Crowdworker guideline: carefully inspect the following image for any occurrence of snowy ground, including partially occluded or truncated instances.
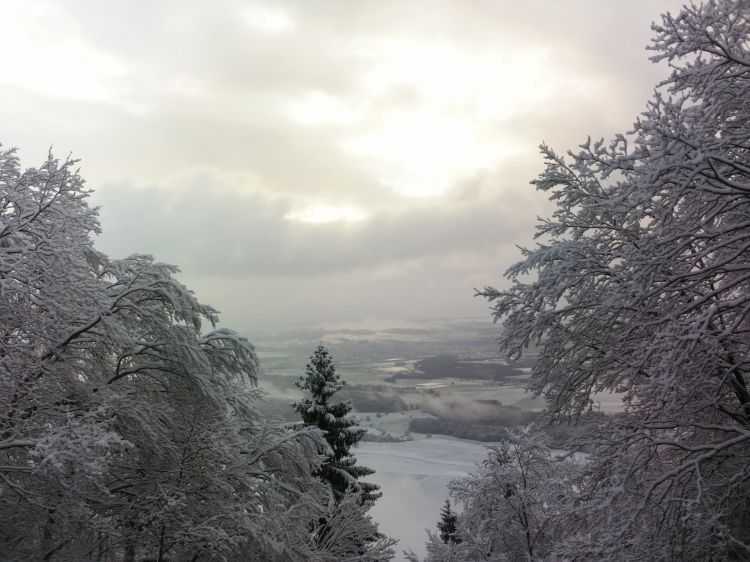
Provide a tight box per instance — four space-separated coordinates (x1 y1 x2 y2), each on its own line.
355 434 491 561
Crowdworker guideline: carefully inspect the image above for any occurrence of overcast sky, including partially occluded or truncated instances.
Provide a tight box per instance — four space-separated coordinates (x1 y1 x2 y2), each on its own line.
0 0 685 331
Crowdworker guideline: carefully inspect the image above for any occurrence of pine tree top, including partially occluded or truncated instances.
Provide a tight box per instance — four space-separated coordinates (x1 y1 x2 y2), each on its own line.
437 499 460 545
295 344 345 404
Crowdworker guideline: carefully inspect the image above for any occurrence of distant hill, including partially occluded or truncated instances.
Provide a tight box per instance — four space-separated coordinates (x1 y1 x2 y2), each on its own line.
387 354 525 382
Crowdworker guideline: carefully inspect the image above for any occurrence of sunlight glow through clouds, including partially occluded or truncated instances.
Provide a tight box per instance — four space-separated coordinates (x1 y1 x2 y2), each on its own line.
285 204 368 225
358 40 554 113
241 4 295 34
349 41 556 198
344 109 518 198
286 39 556 198
288 91 360 126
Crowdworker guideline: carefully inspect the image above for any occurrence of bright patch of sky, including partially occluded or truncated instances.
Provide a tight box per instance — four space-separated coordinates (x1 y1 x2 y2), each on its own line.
287 91 361 126
287 40 553 198
286 204 368 224
343 108 518 198
241 4 296 34
0 3 127 105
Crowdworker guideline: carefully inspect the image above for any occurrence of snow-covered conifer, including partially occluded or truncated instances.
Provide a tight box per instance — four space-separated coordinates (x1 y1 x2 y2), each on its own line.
437 499 460 545
294 344 381 503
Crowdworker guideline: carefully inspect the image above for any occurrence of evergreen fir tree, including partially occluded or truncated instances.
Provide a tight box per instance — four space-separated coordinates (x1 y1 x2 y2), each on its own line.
437 499 461 545
294 345 381 503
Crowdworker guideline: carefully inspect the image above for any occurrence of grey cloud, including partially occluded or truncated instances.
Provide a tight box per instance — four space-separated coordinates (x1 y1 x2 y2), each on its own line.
93 168 541 279
63 0 366 96
185 260 503 331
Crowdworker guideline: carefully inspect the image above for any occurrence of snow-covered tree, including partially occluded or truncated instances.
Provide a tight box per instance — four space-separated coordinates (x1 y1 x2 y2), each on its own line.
410 433 579 562
294 345 380 503
452 435 579 561
478 1 750 559
309 488 397 562
437 499 460 545
293 345 395 561
0 146 381 561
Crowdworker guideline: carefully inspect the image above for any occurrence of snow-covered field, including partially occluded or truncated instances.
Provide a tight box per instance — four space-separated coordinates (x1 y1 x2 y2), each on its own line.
356 434 491 561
